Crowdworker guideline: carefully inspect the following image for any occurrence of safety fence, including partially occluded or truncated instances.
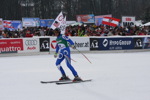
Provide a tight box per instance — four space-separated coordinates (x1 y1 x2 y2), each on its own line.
0 36 150 55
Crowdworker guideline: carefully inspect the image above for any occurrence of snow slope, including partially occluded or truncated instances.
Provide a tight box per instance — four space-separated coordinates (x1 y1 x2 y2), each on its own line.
0 52 150 100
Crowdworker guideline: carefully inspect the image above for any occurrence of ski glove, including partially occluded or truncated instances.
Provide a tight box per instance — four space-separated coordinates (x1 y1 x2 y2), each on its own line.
71 45 76 49
54 53 58 58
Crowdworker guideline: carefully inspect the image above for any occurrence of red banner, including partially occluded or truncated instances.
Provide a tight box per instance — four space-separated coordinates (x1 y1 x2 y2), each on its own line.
0 39 23 53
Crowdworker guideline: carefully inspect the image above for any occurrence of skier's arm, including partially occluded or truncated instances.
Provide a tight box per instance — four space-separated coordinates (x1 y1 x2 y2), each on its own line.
67 38 76 49
54 44 59 58
55 44 59 53
62 35 76 49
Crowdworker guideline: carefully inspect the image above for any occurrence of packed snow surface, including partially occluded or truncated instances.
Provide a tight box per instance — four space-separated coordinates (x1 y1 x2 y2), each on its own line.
0 52 150 100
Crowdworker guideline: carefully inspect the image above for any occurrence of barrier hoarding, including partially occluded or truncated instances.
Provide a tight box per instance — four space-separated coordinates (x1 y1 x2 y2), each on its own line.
1 36 150 55
18 38 39 53
72 37 89 51
99 38 133 50
40 38 50 52
89 37 135 50
133 38 143 49
90 38 100 50
0 39 23 53
50 37 57 52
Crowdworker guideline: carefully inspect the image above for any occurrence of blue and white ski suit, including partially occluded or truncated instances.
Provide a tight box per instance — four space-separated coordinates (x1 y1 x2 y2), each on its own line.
55 34 78 77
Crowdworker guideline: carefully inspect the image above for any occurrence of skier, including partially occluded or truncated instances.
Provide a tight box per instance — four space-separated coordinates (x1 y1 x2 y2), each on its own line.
54 28 82 82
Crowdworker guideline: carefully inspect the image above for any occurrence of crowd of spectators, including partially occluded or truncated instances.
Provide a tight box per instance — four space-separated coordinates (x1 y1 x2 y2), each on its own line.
0 24 150 38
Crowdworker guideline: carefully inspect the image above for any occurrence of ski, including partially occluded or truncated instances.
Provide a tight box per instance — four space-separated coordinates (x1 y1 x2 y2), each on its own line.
56 79 92 85
41 80 71 84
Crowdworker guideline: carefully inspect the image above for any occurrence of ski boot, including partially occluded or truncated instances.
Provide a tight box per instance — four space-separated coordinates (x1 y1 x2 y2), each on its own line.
59 75 71 81
73 76 82 82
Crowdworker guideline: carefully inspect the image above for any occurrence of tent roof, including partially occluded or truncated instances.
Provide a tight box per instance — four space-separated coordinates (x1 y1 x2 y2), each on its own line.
144 22 150 26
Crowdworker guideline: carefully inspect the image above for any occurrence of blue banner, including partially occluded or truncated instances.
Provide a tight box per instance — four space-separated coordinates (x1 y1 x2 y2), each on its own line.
22 18 40 27
11 20 22 30
99 38 134 50
40 19 54 27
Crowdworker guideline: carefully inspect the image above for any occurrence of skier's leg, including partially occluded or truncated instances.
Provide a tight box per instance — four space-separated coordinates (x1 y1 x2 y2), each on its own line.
64 50 78 77
65 54 82 81
55 53 66 76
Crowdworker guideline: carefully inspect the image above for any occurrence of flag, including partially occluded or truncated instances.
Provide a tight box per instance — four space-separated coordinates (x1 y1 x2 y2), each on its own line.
53 21 60 28
51 11 67 34
3 20 15 31
51 11 64 29
61 16 66 34
102 17 120 27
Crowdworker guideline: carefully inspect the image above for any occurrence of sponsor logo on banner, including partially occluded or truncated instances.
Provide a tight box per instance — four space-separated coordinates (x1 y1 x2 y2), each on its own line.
99 38 133 50
134 38 143 49
103 39 108 47
25 39 38 50
25 39 37 46
74 41 89 48
51 40 57 49
40 38 50 52
90 38 100 50
0 39 23 53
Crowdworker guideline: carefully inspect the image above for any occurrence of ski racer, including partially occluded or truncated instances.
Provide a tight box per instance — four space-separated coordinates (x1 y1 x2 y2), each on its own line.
54 28 82 82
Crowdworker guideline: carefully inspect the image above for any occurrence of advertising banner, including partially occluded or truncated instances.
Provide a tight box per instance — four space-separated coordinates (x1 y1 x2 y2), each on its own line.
122 16 135 27
40 38 50 52
0 39 23 53
133 38 143 49
19 38 39 53
76 14 95 23
50 37 90 52
40 19 54 27
90 38 100 50
143 37 150 49
50 37 57 52
71 37 89 51
11 20 22 30
22 18 40 27
99 38 133 50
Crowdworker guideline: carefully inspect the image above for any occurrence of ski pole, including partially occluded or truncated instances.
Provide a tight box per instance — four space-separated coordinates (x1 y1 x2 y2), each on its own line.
64 55 77 62
75 48 92 64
